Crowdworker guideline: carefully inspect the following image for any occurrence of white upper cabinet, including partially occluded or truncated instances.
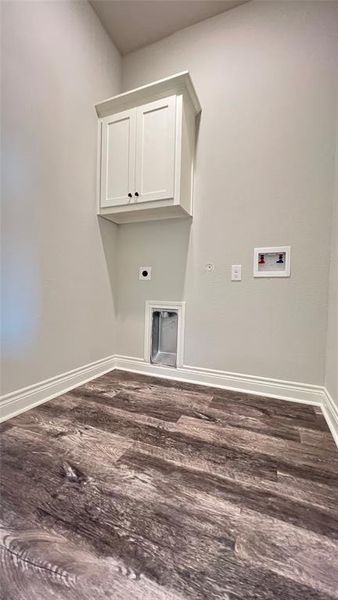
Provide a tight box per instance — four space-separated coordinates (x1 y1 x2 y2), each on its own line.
95 72 201 224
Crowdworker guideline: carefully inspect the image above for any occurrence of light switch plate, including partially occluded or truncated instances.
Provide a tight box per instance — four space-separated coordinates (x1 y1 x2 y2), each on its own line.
231 265 242 281
139 266 152 280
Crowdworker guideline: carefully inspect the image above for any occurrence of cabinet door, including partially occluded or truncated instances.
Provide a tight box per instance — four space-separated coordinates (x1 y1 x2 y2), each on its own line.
135 96 176 203
100 109 136 207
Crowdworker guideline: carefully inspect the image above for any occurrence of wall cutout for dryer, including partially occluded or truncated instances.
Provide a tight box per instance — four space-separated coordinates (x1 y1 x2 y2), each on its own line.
144 301 185 368
253 246 291 278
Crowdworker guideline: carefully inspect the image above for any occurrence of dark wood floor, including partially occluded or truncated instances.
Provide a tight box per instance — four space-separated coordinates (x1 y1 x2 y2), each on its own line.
1 370 338 600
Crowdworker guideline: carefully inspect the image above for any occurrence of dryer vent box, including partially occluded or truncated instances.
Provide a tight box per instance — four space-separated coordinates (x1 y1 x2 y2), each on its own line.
144 301 185 368
151 310 178 368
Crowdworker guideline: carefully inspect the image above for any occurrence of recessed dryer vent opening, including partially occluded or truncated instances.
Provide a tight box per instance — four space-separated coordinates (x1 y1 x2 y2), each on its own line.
151 310 178 367
144 301 185 368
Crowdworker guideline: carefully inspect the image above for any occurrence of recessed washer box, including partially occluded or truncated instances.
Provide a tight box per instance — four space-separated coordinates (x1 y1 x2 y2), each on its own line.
253 246 291 278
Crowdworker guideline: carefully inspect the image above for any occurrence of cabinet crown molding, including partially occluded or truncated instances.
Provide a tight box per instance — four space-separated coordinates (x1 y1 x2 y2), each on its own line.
95 71 201 118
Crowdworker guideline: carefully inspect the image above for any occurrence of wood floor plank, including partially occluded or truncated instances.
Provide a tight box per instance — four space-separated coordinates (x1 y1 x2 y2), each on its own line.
0 516 186 600
118 449 338 541
1 434 333 600
73 377 301 441
274 459 338 488
129 438 338 517
0 432 239 598
189 406 302 441
33 395 279 483
71 386 212 423
211 389 318 417
176 415 338 475
1 370 337 600
299 427 337 450
235 509 338 598
76 373 213 419
211 394 329 432
11 394 177 436
276 470 338 513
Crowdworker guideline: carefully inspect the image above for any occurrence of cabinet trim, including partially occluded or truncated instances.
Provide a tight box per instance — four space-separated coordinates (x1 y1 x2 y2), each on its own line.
95 71 201 118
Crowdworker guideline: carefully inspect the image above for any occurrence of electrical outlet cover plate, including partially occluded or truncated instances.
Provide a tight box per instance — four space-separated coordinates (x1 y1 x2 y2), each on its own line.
139 266 152 280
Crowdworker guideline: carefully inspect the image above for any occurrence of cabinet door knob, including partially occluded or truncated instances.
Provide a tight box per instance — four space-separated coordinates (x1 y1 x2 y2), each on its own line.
135 192 139 197
128 193 132 198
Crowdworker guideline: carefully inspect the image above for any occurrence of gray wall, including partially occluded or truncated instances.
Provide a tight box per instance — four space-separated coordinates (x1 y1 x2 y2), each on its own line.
118 0 338 384
325 104 338 407
1 0 121 394
1 0 336 396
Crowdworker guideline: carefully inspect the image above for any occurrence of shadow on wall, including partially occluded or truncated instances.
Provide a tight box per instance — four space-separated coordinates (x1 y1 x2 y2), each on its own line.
98 217 118 317
115 218 191 348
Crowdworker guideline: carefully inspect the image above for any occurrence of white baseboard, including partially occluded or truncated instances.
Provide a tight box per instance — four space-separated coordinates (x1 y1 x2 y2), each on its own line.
114 355 325 405
1 353 337 450
322 388 338 448
0 355 116 423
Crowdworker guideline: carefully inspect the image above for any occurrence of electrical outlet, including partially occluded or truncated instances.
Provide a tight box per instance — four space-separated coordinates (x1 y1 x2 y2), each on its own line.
231 265 242 281
139 266 152 280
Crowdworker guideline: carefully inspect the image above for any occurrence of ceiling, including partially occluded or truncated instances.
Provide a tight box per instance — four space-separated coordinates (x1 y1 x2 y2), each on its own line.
90 0 249 55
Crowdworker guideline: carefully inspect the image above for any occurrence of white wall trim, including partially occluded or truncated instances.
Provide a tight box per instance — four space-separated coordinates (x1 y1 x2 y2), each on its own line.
115 355 325 405
0 355 116 423
1 352 337 450
322 388 338 448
